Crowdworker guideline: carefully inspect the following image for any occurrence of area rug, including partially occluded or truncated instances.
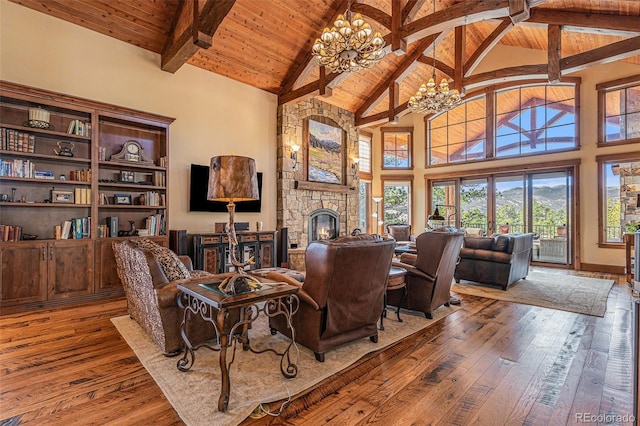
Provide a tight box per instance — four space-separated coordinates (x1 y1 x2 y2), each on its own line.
452 271 614 317
111 304 458 426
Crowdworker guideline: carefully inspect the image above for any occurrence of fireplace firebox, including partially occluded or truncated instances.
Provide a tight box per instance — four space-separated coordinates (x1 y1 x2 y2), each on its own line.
309 209 339 242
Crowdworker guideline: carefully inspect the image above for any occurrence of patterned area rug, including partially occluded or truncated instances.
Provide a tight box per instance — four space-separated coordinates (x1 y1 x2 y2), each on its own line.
112 304 459 426
452 271 614 317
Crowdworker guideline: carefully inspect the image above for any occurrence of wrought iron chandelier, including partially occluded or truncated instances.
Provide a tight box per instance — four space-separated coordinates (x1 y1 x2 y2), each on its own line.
408 41 464 114
311 3 386 74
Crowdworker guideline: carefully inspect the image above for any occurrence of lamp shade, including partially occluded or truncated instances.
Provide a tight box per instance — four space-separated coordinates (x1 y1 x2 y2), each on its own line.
207 155 259 202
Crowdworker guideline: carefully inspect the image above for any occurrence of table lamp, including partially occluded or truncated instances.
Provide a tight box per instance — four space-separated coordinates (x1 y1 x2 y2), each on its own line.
208 155 262 295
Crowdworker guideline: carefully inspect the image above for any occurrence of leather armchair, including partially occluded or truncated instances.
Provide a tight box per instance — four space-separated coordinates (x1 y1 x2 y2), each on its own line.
389 228 464 319
387 224 415 242
113 240 227 356
267 234 395 362
454 233 534 290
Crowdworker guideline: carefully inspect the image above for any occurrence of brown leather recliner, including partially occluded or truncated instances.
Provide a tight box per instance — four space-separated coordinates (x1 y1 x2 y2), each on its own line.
267 234 395 362
387 224 415 242
388 228 465 319
454 233 534 290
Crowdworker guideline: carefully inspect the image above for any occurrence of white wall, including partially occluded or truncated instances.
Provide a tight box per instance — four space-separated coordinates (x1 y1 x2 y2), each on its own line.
0 0 278 233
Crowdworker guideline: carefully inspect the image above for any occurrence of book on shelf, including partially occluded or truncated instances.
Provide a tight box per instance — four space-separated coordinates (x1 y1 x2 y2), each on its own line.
0 159 36 178
0 224 22 241
61 220 72 239
66 119 91 137
74 188 91 205
1 128 36 153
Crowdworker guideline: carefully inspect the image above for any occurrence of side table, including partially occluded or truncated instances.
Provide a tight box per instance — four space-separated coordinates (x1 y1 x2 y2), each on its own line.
177 278 299 412
380 266 407 330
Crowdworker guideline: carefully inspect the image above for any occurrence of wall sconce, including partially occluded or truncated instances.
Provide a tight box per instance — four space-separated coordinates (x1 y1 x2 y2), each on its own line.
291 144 300 170
351 157 360 178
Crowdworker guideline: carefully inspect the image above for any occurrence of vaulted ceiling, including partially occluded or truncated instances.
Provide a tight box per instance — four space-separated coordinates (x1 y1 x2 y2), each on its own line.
10 0 640 127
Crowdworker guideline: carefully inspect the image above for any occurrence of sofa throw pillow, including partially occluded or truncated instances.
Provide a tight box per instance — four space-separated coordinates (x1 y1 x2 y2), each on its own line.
132 238 190 281
491 235 511 252
464 236 493 250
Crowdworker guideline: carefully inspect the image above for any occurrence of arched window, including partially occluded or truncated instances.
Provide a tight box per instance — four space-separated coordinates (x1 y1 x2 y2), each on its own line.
428 83 578 165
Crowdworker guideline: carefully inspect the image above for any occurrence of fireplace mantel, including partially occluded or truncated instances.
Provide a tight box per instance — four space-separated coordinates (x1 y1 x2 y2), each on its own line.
295 180 356 194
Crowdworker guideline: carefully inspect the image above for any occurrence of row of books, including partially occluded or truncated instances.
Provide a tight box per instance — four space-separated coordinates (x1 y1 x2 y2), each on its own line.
0 158 36 178
0 225 22 241
1 128 36 153
141 191 164 206
143 214 165 236
69 169 91 182
74 188 92 205
67 119 91 136
152 170 166 186
58 217 90 239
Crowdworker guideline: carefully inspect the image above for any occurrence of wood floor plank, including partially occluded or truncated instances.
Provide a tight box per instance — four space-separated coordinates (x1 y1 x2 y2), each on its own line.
0 270 634 426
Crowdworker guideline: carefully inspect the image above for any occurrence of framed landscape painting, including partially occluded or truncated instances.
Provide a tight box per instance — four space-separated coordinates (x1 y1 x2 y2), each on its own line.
307 118 344 184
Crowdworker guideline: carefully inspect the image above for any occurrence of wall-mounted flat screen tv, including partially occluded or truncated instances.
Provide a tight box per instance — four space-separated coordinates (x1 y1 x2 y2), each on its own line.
189 164 262 213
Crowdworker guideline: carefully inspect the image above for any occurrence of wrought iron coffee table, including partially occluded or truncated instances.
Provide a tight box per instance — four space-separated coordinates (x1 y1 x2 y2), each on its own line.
177 278 299 412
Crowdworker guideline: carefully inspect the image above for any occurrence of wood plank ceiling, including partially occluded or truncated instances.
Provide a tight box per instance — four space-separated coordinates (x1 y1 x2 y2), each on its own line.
9 0 640 127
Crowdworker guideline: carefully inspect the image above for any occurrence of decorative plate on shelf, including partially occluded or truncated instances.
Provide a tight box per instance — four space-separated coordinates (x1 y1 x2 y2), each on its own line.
24 120 54 130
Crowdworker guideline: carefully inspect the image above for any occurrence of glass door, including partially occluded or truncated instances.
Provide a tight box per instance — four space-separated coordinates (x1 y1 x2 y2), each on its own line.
495 175 526 234
530 171 571 264
460 178 489 234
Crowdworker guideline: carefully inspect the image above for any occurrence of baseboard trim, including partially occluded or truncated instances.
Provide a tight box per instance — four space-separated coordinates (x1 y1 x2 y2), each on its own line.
579 263 624 274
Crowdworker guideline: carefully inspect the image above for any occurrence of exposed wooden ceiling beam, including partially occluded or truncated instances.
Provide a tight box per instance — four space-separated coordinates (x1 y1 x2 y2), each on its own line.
464 19 512 77
391 0 407 55
416 57 454 78
463 64 549 90
355 35 438 118
528 9 640 35
278 73 338 106
281 1 392 94
402 0 426 24
351 3 392 30
508 0 529 24
561 36 640 74
548 25 561 83
161 0 234 73
401 0 510 43
454 26 464 93
389 82 400 122
279 0 349 94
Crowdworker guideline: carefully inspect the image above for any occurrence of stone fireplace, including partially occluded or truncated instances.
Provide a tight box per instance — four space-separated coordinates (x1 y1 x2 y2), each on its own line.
277 99 359 269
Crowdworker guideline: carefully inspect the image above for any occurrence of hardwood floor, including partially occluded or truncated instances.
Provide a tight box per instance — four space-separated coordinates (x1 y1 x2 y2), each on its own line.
0 268 635 425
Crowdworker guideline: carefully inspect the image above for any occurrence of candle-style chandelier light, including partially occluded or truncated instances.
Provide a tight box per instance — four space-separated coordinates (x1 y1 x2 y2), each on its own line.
311 2 386 74
408 41 464 114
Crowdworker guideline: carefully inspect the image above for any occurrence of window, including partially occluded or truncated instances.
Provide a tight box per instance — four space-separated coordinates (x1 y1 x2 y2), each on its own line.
429 96 487 165
381 127 412 169
427 82 578 166
597 75 640 146
381 176 413 227
597 153 640 246
495 84 577 157
358 132 372 178
358 180 371 233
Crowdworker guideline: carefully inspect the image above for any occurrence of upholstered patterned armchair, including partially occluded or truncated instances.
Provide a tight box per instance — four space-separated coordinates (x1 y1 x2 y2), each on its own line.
113 240 221 356
266 234 395 362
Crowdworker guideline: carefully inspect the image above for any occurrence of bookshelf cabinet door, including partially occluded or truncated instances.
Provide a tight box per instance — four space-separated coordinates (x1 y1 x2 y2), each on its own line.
47 240 94 299
0 242 47 305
